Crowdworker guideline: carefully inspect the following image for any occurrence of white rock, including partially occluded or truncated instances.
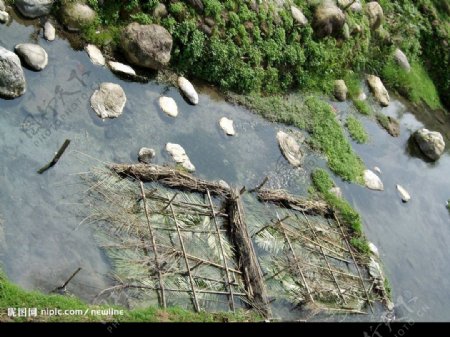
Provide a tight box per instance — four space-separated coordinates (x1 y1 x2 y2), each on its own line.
0 10 9 23
44 21 56 41
165 143 196 172
374 166 382 175
291 5 308 26
0 0 5 11
108 61 136 76
178 76 199 105
159 96 178 117
85 44 105 66
90 83 127 119
357 91 367 101
219 117 235 136
394 48 411 72
368 242 379 257
14 43 48 71
396 184 411 202
364 169 384 191
368 257 383 280
413 128 445 161
276 131 303 167
329 187 343 198
367 74 390 107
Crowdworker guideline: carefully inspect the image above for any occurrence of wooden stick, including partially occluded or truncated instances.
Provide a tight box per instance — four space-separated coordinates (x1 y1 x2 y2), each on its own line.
51 267 81 293
159 192 179 213
37 139 71 174
334 213 374 313
140 181 166 309
302 211 347 304
207 189 235 312
249 176 269 193
275 213 315 303
169 196 200 312
251 215 290 238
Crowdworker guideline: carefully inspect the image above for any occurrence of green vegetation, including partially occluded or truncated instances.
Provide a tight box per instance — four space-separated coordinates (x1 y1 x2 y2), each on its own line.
346 115 369 144
383 277 393 300
0 271 258 322
376 113 390 131
311 169 369 255
70 0 449 111
230 94 365 182
382 60 443 110
353 99 372 116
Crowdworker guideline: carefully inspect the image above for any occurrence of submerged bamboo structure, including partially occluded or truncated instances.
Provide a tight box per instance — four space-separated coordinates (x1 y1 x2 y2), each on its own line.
84 163 387 319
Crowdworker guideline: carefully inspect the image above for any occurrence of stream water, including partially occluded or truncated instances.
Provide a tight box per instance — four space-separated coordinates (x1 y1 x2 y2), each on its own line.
1 14 449 322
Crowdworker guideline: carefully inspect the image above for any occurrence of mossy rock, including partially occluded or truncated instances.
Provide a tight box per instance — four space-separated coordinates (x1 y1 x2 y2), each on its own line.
60 1 97 32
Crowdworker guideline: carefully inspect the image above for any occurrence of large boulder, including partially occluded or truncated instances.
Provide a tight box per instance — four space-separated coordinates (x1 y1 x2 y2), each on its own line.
276 131 303 167
413 128 445 161
15 0 54 19
365 1 384 30
90 83 127 119
0 46 26 98
334 79 348 101
121 23 173 70
313 1 346 38
367 75 390 107
60 2 96 32
394 48 411 72
14 43 48 71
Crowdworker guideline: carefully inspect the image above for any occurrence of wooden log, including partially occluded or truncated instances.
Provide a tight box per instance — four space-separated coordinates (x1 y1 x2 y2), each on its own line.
110 163 230 196
51 267 81 294
37 139 71 174
226 189 272 319
257 189 331 216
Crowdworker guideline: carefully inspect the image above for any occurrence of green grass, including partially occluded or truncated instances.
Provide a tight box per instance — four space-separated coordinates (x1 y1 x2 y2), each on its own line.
353 99 372 116
376 113 390 130
311 169 369 255
382 60 443 110
346 115 369 144
0 271 259 322
229 94 365 183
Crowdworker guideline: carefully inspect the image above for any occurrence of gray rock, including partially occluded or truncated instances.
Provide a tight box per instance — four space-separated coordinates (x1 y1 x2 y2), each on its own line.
138 147 155 164
60 2 96 32
178 76 199 105
329 186 343 198
85 44 105 66
15 43 48 71
368 242 379 257
165 143 196 172
337 0 362 12
90 83 127 119
394 48 411 72
0 10 8 23
342 22 350 39
276 131 303 167
121 22 172 70
108 61 136 76
15 0 53 19
366 1 384 30
334 79 348 101
291 5 308 27
313 0 346 38
0 0 5 11
396 184 411 202
153 3 168 18
219 117 235 136
44 21 56 41
373 166 382 175
369 257 383 280
0 46 26 98
413 128 445 161
159 96 178 117
367 74 390 106
364 169 384 191
187 0 204 13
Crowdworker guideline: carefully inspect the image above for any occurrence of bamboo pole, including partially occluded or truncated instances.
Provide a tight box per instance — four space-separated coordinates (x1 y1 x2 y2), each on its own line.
207 189 236 312
275 213 315 303
334 213 374 313
301 211 347 304
37 139 71 174
169 196 200 312
139 182 167 309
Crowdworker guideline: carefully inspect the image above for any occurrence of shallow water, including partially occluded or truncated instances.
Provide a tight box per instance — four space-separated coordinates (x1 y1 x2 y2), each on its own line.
1 14 449 321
